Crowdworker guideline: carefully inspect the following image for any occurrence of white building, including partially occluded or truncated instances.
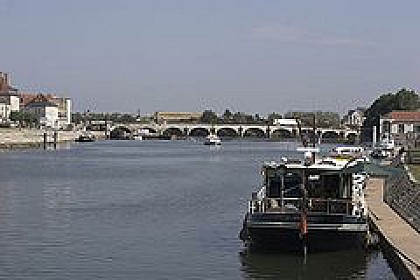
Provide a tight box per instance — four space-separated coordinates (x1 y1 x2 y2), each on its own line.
24 95 59 128
20 93 72 128
55 97 72 127
0 72 20 121
272 118 298 126
0 101 9 121
342 108 365 128
379 111 420 146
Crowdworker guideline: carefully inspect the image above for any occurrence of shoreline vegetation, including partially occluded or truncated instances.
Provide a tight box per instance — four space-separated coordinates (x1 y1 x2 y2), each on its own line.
0 129 104 150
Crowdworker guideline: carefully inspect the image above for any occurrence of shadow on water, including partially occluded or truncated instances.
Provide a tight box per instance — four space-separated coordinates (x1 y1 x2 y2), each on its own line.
239 248 374 279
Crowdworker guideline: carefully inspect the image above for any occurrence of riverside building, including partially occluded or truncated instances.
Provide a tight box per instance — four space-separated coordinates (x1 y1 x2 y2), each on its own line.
0 72 20 122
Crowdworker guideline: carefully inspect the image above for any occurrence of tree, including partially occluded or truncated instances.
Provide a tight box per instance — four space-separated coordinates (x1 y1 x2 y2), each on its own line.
222 109 233 123
268 112 282 124
9 111 38 127
200 110 218 124
361 88 419 142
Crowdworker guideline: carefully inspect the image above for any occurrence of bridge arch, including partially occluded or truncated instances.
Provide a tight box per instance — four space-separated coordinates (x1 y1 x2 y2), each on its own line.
162 127 184 137
217 127 239 138
271 129 293 139
346 132 358 144
243 127 266 138
189 127 210 137
321 131 341 143
110 126 133 140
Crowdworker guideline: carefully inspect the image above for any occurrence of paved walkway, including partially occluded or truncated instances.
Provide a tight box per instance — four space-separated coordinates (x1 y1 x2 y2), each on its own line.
365 178 420 279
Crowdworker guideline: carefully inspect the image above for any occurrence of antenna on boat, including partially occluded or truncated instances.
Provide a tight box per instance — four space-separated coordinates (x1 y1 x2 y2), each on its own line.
312 113 317 148
300 177 309 260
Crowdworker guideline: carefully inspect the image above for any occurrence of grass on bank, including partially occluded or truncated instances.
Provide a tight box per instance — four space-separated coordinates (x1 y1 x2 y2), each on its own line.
406 164 420 182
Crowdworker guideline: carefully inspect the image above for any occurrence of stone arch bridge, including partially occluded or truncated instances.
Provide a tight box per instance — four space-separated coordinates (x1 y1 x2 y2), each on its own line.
106 123 359 142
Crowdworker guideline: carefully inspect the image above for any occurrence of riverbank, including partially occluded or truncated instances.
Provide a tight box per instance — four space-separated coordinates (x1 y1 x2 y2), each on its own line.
0 128 105 149
366 177 420 279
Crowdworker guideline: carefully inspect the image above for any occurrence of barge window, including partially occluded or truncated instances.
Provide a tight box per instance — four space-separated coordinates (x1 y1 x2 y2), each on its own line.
307 174 340 198
266 172 302 198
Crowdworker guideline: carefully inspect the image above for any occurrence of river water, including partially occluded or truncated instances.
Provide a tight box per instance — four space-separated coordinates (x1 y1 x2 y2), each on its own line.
0 140 396 279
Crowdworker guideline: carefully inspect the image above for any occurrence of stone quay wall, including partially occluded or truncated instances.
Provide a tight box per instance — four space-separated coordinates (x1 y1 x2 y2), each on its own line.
0 129 104 149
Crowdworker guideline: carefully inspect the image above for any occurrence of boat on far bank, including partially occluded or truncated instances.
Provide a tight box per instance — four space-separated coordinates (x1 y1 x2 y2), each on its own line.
370 134 396 159
204 134 221 146
75 132 96 142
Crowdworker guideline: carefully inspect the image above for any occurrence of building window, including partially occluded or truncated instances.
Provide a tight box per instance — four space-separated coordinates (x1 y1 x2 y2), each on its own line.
382 121 391 133
398 124 405 133
414 125 420 133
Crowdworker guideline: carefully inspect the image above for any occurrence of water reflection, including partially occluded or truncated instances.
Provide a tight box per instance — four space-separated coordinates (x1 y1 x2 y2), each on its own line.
239 249 368 279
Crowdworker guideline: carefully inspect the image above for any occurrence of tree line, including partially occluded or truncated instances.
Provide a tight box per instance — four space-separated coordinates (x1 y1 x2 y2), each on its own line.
200 109 340 127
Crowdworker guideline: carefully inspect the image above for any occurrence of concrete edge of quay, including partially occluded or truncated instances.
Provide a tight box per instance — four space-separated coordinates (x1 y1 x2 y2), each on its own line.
368 216 418 280
366 177 420 280
0 129 105 150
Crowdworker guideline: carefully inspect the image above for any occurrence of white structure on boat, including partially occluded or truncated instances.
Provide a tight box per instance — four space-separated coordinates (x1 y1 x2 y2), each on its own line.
204 134 221 145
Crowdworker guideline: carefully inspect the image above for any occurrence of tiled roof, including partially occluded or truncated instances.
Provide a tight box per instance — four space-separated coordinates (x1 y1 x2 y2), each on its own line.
24 94 58 107
385 111 420 121
19 93 56 106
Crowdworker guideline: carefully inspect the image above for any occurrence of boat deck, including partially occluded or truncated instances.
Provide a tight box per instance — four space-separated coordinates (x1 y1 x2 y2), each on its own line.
365 178 420 279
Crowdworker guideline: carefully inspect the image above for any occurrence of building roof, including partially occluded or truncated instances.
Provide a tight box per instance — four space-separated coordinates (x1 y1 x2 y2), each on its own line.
25 94 58 107
20 93 57 106
384 111 420 121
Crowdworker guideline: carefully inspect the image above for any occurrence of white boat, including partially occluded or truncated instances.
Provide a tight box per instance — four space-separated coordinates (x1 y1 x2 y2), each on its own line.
204 134 221 145
240 149 369 252
75 131 96 142
371 134 396 159
331 146 365 157
133 135 143 141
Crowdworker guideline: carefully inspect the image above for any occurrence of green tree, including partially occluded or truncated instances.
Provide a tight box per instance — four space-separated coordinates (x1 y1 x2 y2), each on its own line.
222 109 233 123
10 111 38 127
268 112 282 124
200 110 219 124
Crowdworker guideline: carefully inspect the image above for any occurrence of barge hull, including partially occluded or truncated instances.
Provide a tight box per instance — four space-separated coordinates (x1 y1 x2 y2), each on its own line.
247 226 366 252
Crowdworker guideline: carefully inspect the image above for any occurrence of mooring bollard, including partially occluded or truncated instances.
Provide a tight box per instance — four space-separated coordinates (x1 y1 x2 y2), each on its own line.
53 131 58 149
43 132 47 149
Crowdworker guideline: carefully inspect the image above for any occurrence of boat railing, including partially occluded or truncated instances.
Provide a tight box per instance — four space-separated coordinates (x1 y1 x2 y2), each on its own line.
249 197 354 216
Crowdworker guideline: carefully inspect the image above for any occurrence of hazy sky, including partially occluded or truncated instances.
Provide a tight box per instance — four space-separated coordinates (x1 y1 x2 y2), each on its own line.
1 0 419 115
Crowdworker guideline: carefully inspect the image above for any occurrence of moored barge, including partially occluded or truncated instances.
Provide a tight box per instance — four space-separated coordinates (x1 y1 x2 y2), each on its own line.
240 150 369 252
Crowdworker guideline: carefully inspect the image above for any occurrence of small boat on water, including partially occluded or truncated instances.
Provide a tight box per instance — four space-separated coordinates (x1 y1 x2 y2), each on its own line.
133 135 143 141
239 148 369 252
75 132 96 142
370 135 396 159
204 134 221 146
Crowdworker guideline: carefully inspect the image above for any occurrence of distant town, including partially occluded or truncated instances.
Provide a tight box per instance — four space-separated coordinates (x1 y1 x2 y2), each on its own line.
1 70 420 148
0 71 364 130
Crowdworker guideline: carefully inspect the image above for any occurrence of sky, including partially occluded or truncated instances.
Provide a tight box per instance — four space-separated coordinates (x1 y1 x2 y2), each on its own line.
1 0 419 115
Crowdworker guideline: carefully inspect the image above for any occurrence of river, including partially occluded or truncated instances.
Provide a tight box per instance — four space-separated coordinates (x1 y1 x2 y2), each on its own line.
0 140 396 279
